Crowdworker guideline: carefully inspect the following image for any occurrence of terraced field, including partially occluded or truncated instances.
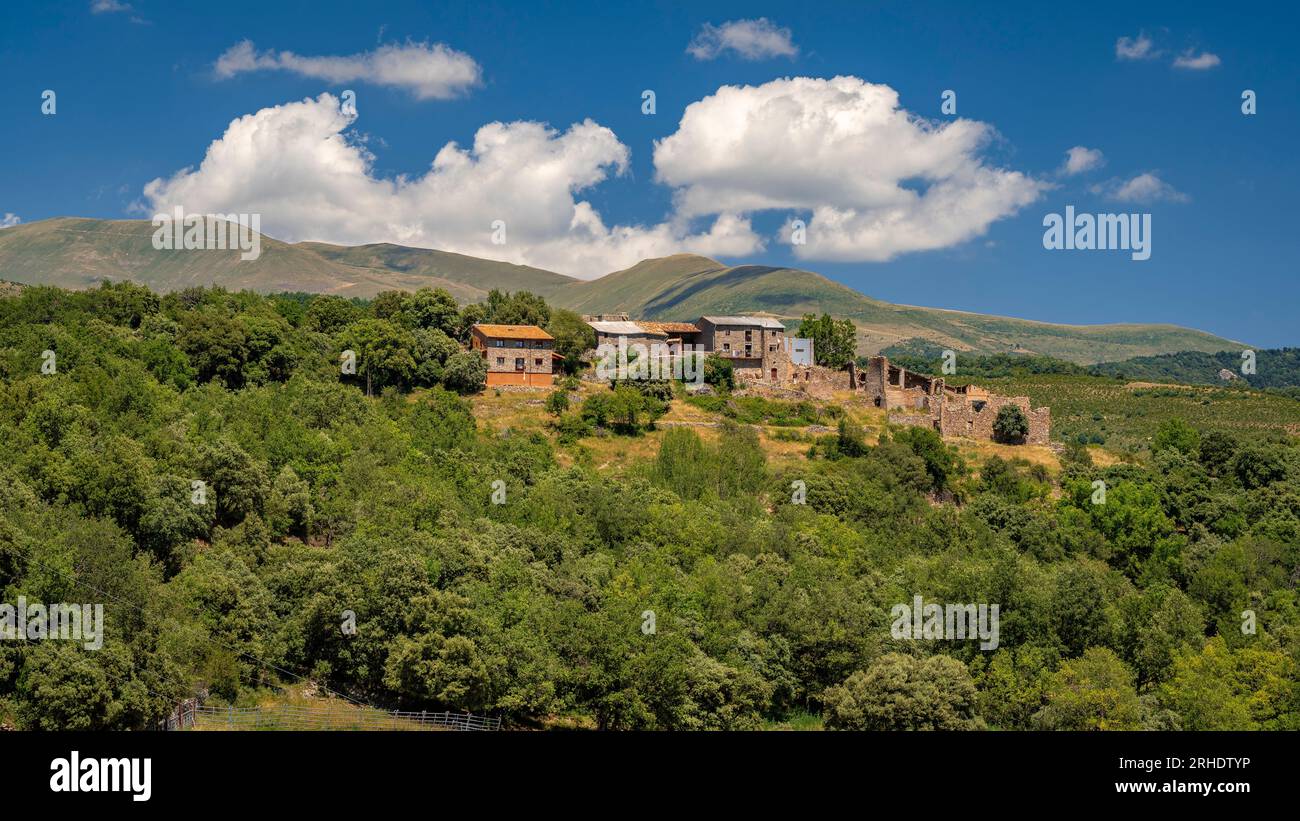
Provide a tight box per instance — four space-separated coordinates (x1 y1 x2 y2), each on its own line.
966 375 1300 451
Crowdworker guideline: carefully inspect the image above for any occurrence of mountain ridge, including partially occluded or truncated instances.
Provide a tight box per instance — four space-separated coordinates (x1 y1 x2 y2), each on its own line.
0 217 1246 364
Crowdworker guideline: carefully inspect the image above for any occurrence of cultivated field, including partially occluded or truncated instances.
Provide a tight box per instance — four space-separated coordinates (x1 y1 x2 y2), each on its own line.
971 375 1300 452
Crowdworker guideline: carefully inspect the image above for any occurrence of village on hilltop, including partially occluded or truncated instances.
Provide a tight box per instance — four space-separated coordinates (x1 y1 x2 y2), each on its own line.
466 313 1050 445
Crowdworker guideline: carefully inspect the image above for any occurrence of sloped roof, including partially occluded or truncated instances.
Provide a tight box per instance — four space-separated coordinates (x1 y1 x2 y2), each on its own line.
472 323 553 340
639 321 700 334
700 315 785 329
586 320 666 336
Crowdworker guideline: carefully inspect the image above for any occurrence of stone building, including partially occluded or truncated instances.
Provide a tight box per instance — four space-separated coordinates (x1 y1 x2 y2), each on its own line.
694 316 787 370
734 337 821 387
638 321 704 355
861 355 1051 444
586 320 666 351
581 313 824 391
470 323 560 387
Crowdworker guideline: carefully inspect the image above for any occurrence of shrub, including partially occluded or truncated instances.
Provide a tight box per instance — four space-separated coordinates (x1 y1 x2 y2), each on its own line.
703 354 734 391
823 654 984 731
545 389 570 416
993 404 1029 443
441 351 488 394
580 386 666 435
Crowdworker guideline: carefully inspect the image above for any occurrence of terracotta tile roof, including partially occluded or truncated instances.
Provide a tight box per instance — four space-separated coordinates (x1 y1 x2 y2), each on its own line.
587 320 664 336
472 323 554 341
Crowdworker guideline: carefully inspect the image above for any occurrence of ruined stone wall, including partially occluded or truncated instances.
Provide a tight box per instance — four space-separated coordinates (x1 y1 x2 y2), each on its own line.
863 356 888 405
862 354 1051 444
1028 407 1051 445
937 395 1051 445
734 355 850 399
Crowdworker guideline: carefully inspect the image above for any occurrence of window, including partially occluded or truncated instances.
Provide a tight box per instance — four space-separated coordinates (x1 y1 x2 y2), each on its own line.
745 330 753 341
494 340 504 347
723 343 730 351
534 358 543 366
496 357 505 365
514 358 525 370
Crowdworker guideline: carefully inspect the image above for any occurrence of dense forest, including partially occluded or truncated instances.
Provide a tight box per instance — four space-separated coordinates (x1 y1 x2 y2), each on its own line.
1091 348 1300 392
1 282 1298 730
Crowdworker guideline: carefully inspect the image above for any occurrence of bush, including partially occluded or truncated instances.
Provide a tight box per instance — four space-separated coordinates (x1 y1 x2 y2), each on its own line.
892 425 963 491
1153 418 1200 456
441 351 488 394
823 654 984 731
836 418 868 458
580 386 667 435
703 354 734 391
620 379 675 402
993 404 1029 443
545 389 570 416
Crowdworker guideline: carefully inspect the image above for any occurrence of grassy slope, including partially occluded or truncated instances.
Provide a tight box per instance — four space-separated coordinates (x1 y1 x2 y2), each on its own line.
471 374 1299 477
972 374 1300 450
554 255 1244 364
298 241 577 300
2 219 1245 363
0 218 505 300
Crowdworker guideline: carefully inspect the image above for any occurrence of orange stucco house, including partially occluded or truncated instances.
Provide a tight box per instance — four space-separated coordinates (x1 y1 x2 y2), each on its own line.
469 323 561 387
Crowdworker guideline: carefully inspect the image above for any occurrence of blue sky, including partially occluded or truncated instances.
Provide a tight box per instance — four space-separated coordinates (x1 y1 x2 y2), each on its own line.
1 0 1296 346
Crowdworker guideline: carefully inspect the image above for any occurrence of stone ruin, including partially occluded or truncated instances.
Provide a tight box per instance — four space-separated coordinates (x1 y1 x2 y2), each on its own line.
860 355 1051 445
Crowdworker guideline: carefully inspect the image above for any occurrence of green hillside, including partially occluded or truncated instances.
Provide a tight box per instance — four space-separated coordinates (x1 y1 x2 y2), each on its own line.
0 218 1247 364
0 218 521 300
1093 348 1300 388
553 254 1244 364
298 240 576 300
2 279 1298 733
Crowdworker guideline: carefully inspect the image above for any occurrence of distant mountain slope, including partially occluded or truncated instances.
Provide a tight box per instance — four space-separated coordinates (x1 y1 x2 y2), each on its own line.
553 254 853 318
298 241 577 300
0 218 561 300
553 254 1244 364
1093 348 1300 388
0 218 1246 364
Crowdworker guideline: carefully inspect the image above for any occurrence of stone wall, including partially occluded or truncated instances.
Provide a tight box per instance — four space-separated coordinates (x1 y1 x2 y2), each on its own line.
936 394 1051 445
735 356 851 399
863 354 1051 444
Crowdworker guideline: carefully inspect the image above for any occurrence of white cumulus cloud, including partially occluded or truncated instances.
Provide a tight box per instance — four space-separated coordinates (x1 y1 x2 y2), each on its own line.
653 76 1044 262
1116 32 1159 61
91 0 132 13
1173 49 1221 70
1059 146 1104 176
687 18 798 61
214 40 482 100
141 94 751 278
1092 172 1189 204
0 213 20 229
143 76 1047 275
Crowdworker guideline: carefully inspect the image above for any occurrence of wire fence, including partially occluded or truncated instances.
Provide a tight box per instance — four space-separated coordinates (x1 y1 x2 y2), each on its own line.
158 700 501 732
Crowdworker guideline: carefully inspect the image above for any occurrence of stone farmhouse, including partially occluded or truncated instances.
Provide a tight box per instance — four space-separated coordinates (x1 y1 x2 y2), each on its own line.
694 316 787 370
470 323 561 387
583 314 817 386
860 355 1051 445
